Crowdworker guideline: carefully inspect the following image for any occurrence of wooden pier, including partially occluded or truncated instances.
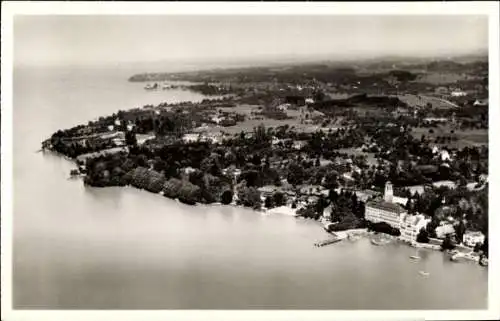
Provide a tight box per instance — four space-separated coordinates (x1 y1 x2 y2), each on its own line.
314 237 342 247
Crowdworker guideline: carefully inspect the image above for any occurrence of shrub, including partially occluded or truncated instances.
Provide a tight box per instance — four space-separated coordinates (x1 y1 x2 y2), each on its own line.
178 182 201 205
221 190 233 205
367 221 401 236
273 191 286 207
416 228 430 243
441 234 456 251
265 196 274 209
237 186 262 210
163 178 184 199
327 214 361 232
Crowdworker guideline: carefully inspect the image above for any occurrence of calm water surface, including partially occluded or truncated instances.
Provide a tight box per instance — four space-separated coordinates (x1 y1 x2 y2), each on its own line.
13 66 488 309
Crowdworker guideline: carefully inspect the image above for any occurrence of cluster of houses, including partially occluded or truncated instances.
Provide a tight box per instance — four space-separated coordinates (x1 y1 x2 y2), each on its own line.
434 87 468 98
434 86 488 107
58 130 127 151
362 181 485 247
208 109 242 127
182 131 227 144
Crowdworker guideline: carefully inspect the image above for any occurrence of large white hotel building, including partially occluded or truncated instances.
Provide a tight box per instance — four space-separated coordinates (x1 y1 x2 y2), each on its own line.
365 182 431 243
365 181 407 229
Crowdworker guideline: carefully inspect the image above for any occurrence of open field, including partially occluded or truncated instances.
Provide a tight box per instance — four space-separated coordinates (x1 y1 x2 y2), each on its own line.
411 125 488 148
326 92 352 100
209 103 340 135
218 104 259 115
397 94 458 109
199 119 340 136
414 72 477 85
336 148 379 166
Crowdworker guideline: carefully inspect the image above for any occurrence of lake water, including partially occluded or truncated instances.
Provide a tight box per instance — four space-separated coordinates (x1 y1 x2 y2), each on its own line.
13 66 488 309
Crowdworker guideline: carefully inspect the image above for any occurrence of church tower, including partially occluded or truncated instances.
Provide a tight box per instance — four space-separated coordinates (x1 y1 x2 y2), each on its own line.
384 181 393 203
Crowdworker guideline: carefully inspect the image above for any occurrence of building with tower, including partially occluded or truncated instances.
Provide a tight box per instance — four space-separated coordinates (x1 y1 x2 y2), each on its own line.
365 181 407 229
384 181 393 203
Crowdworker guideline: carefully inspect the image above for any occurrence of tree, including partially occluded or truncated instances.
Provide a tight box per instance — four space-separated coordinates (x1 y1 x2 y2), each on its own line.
441 234 456 251
314 196 329 214
254 124 269 145
178 181 202 205
221 190 233 205
313 90 326 102
188 170 205 188
287 162 307 186
367 221 400 236
152 157 168 173
481 237 488 257
425 217 439 238
455 220 466 244
323 171 339 189
251 154 261 166
125 130 137 146
416 228 430 243
297 203 319 219
273 191 286 207
264 196 274 209
237 186 262 210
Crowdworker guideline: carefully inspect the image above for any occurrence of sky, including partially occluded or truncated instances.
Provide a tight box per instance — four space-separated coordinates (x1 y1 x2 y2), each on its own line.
14 15 488 67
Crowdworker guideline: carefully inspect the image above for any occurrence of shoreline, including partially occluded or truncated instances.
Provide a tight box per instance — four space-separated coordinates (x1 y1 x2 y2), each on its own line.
42 147 302 215
38 140 492 270
41 148 486 268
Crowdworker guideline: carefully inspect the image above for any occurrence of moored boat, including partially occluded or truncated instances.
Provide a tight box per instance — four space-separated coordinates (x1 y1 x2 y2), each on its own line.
145 83 159 90
410 248 421 260
348 234 361 241
450 252 465 261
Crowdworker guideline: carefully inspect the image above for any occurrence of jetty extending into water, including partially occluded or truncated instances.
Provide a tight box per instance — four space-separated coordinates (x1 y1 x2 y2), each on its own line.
314 231 349 247
314 237 342 247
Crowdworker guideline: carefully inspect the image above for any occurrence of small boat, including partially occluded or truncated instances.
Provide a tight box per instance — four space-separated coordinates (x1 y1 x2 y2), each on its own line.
145 83 159 90
419 271 430 277
450 252 464 261
348 234 361 241
410 249 421 260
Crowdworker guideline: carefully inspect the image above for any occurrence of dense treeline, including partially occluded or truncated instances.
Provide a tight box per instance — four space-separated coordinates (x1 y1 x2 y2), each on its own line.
69 119 488 235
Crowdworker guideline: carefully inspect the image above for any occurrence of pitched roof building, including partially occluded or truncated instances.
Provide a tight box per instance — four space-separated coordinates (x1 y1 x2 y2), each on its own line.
463 231 485 247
